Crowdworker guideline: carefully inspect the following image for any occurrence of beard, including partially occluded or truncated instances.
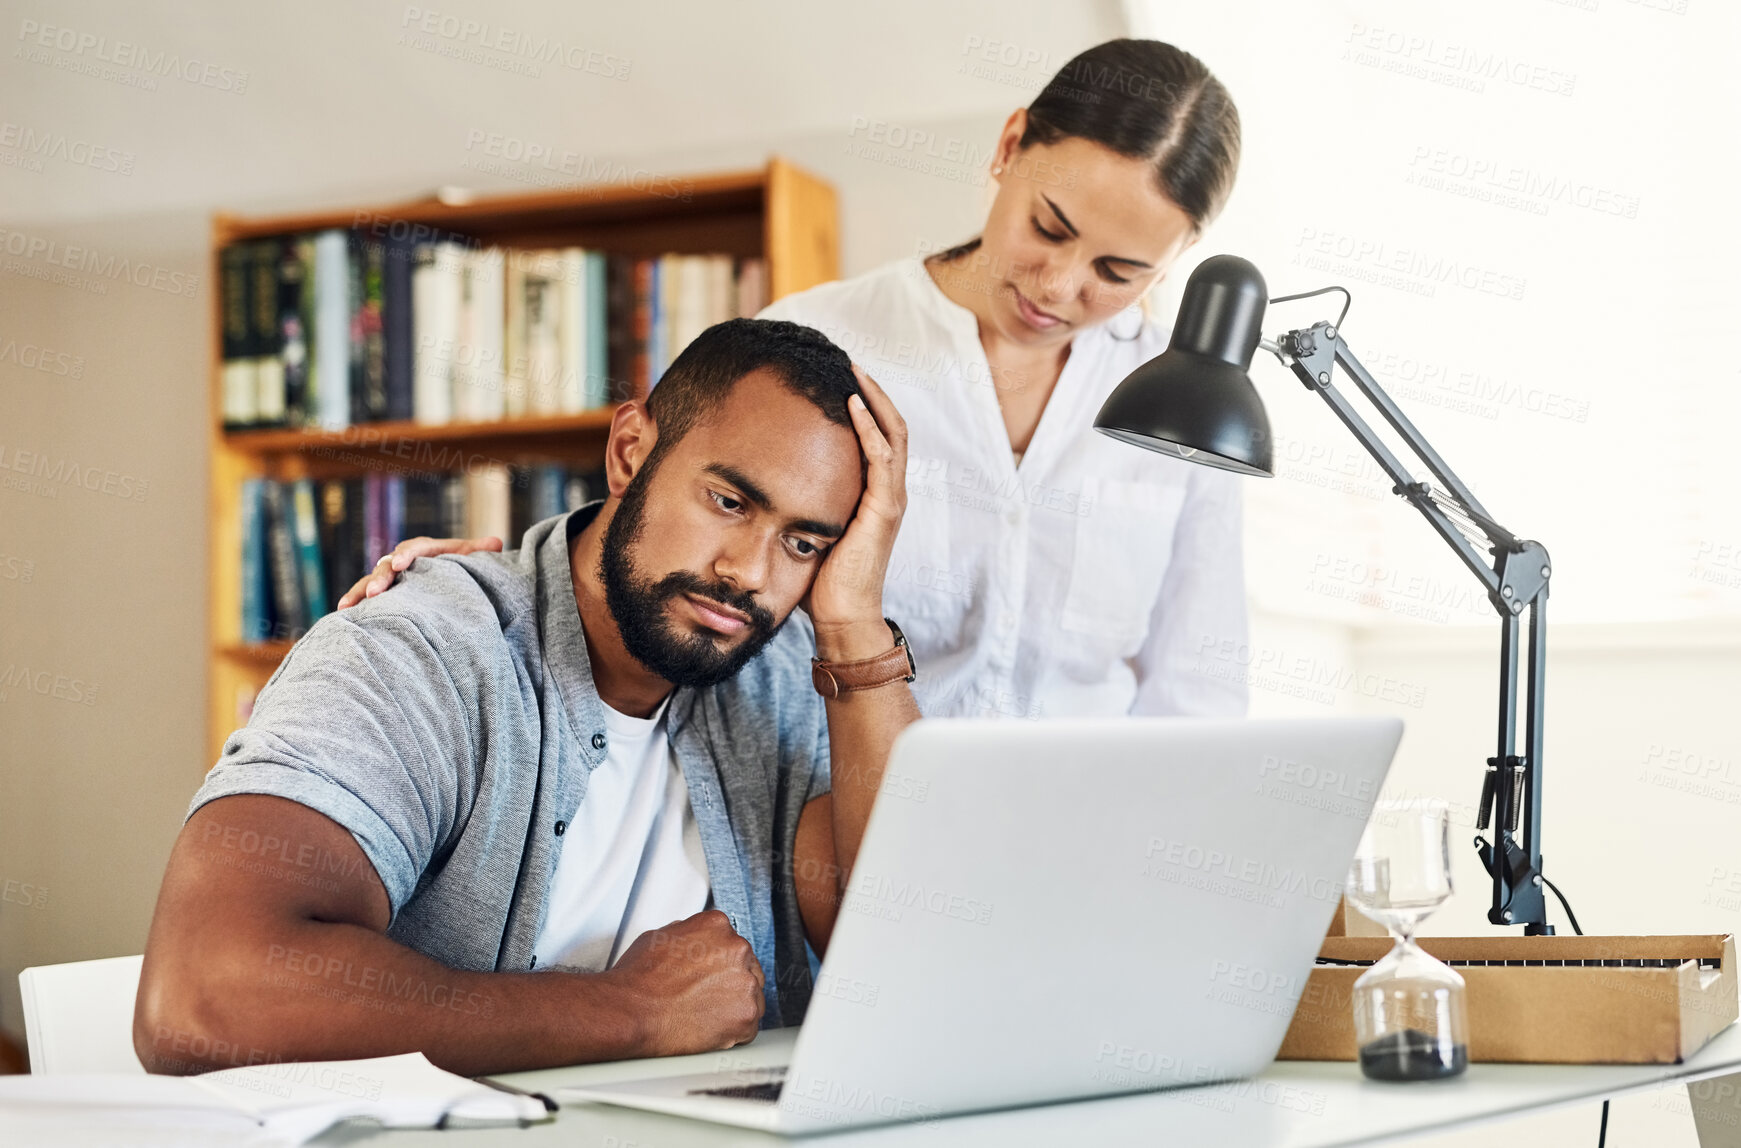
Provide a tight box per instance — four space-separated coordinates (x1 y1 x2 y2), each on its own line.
599 460 785 688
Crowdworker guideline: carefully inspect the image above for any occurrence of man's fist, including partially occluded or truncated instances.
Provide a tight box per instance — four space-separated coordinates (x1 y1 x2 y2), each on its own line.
608 910 765 1055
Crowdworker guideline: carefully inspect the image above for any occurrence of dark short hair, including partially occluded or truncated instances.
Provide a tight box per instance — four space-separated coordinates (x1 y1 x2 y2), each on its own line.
644 318 860 458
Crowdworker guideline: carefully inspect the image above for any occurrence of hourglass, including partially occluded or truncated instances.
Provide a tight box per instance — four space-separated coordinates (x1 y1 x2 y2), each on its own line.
1345 799 1470 1081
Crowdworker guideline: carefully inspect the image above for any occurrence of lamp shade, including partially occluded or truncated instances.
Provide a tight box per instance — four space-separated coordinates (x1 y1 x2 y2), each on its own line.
1093 255 1274 477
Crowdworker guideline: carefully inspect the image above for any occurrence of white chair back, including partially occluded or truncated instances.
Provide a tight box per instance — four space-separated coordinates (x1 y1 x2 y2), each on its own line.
18 954 146 1073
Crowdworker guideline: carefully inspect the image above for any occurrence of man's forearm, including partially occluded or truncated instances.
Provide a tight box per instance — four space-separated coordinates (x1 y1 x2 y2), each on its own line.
802 366 917 900
138 798 658 1077
813 620 922 888
141 916 647 1076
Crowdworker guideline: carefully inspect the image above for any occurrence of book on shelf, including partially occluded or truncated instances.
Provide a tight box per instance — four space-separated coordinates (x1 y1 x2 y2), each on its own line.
362 475 388 583
583 251 609 407
279 237 314 426
312 229 350 430
291 478 330 621
383 233 416 422
628 258 653 401
384 476 406 575
605 256 635 403
454 247 506 422
404 474 444 541
505 250 568 417
218 229 767 431
349 231 388 425
663 254 719 387
240 478 269 643
220 244 255 428
238 467 605 646
440 473 467 537
411 241 463 425
503 254 532 419
318 479 366 624
647 256 667 390
261 480 307 640
251 239 286 425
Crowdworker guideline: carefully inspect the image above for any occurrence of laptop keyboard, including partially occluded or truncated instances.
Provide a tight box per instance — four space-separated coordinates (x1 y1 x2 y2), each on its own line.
690 1080 784 1102
688 1067 789 1103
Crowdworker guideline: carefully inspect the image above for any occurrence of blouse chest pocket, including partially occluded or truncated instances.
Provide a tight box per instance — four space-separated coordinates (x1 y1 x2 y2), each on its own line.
1060 477 1189 645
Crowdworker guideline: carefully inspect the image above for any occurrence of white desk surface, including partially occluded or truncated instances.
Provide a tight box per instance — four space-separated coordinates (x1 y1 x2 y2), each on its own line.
297 1022 1741 1146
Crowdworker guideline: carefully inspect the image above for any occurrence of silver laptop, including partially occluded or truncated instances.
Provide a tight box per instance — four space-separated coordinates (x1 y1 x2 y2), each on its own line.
565 716 1403 1133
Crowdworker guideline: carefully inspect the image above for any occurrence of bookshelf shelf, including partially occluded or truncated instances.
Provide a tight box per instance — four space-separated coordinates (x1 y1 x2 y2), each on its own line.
214 171 768 247
223 408 621 455
218 642 298 665
207 158 839 767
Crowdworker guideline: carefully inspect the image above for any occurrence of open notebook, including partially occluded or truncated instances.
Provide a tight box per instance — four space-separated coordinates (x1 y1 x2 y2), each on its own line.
0 1051 552 1145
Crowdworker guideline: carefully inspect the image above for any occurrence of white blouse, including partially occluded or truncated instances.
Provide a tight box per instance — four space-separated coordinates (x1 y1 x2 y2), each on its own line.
761 257 1249 720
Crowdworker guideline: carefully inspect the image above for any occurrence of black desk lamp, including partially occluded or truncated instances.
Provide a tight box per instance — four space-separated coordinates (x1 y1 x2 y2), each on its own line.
1096 255 1556 935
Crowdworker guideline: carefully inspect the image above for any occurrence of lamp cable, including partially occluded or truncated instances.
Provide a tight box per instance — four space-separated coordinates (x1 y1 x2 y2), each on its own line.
1545 878 1605 1147
1542 876 1585 937
1267 284 1353 332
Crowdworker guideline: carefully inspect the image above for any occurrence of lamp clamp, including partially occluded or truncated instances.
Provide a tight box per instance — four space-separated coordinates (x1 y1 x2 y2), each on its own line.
1276 322 1339 388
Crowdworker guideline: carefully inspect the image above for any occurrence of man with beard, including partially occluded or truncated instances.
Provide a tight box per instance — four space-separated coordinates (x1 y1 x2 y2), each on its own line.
135 319 919 1076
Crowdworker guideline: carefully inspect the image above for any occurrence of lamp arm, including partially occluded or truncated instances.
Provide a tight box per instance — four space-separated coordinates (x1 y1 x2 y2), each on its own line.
1332 345 1512 541
1261 321 1554 935
1263 331 1503 598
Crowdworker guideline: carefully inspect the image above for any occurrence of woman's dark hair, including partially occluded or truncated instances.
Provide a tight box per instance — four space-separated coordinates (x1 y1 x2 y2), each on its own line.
934 39 1241 262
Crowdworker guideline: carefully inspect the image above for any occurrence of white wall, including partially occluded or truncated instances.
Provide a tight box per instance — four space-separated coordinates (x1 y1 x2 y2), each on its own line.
2 0 1119 230
1130 0 1741 627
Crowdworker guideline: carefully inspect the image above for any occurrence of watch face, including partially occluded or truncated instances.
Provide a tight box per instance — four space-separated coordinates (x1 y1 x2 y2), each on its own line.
885 617 915 677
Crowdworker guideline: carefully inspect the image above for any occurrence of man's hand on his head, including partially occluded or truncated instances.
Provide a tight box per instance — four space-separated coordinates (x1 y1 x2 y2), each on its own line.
805 366 908 662
791 367 921 952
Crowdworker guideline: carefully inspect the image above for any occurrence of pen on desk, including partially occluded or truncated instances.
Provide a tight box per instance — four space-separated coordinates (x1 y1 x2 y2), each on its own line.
474 1074 560 1113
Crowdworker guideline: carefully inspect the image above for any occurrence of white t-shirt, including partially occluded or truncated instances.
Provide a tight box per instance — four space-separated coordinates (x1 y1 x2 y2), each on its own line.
531 696 710 972
761 256 1250 721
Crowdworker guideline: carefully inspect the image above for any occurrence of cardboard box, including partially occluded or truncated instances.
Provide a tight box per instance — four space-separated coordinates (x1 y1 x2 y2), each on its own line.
1278 934 1737 1064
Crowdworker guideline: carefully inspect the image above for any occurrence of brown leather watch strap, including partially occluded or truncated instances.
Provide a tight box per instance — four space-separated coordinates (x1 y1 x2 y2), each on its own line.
811 619 916 699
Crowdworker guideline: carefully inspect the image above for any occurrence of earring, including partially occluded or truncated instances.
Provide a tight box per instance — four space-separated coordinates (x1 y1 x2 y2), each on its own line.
992 164 1004 176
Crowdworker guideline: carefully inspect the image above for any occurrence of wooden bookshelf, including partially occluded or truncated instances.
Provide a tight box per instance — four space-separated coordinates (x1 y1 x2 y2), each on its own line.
206 158 839 766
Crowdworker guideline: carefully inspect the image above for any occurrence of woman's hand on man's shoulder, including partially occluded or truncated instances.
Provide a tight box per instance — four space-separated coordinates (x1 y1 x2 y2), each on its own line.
335 536 504 610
